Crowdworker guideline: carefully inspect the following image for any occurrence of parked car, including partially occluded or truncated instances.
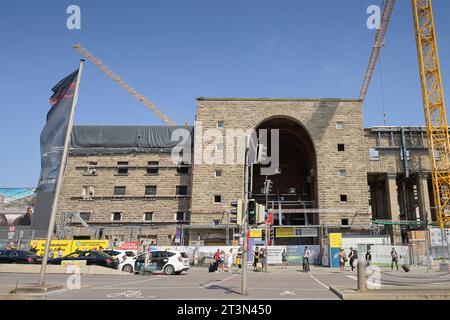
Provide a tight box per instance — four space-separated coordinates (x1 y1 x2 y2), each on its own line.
134 250 189 275
48 250 118 268
102 249 137 273
0 250 42 264
103 249 136 265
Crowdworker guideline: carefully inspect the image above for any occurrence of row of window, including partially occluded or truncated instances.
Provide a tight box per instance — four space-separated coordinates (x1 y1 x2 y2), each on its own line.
85 161 189 175
78 211 189 222
81 185 189 199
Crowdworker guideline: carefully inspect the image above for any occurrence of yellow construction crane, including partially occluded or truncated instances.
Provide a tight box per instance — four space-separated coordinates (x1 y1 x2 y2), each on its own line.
73 43 176 126
412 0 450 228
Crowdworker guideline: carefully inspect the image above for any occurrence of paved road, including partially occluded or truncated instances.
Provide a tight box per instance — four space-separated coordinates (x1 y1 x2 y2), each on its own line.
1 266 449 300
0 267 357 300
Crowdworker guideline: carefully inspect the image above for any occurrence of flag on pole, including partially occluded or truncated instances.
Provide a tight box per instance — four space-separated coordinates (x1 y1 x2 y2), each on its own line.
32 69 80 230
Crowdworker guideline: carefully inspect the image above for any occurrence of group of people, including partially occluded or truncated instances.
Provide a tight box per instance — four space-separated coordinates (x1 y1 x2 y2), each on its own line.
338 247 401 272
252 246 267 272
212 248 239 272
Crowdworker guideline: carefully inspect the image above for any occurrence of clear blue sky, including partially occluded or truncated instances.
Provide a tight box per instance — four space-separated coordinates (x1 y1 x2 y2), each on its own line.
1 0 449 187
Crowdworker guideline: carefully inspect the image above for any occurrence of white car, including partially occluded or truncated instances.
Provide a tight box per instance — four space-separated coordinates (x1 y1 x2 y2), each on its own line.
132 250 189 275
102 250 137 272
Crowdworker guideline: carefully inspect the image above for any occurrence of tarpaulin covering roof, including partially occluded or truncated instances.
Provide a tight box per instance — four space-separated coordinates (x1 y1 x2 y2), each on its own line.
69 125 194 155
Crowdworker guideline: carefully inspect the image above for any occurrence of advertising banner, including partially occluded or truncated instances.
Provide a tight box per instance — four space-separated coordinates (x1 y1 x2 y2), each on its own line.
429 228 450 247
71 240 109 252
266 246 286 264
286 245 320 265
116 241 139 251
329 233 342 248
30 239 73 258
275 227 295 238
250 229 263 238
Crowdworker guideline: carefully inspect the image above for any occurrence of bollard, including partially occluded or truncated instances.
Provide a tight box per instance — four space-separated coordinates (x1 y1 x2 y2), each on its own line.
357 260 367 292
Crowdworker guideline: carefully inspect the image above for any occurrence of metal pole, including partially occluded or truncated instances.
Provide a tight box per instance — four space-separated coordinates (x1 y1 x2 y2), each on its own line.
38 60 84 287
241 147 249 296
265 176 268 272
357 260 367 291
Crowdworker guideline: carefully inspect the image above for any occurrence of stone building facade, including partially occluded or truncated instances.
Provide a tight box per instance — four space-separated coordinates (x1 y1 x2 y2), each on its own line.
53 98 435 246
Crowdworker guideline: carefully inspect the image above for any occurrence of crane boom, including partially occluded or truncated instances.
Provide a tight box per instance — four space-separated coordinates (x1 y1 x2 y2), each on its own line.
73 44 176 126
412 0 450 228
360 0 396 101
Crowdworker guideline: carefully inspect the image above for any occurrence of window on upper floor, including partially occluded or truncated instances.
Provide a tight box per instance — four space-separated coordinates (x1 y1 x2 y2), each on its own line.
147 161 159 174
117 162 129 175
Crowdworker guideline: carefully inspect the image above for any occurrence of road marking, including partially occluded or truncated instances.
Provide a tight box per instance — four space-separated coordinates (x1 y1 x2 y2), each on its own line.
280 290 295 296
309 275 329 289
200 274 239 288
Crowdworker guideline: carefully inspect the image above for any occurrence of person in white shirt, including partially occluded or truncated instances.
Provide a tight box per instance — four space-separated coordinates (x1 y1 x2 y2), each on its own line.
303 247 312 272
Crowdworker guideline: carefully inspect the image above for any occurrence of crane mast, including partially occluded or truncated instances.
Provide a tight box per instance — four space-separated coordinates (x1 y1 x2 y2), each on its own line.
412 0 450 228
73 44 176 126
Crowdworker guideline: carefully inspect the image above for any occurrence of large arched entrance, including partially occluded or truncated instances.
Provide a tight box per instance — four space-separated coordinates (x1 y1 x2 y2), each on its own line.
252 117 318 245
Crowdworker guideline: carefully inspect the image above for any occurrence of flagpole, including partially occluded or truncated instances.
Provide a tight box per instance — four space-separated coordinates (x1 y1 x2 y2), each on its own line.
38 60 85 286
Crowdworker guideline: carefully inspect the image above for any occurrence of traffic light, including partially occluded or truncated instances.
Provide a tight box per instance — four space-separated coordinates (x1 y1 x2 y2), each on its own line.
256 204 266 224
230 199 243 226
248 199 256 225
264 179 273 194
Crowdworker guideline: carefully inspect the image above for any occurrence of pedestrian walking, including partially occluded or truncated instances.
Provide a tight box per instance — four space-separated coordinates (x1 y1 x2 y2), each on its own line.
48 248 54 259
281 249 288 269
259 248 266 272
236 246 243 271
57 247 63 258
219 250 225 272
213 249 221 273
253 246 259 271
348 247 358 271
391 247 399 271
226 249 233 271
365 249 372 268
303 246 312 272
339 249 347 272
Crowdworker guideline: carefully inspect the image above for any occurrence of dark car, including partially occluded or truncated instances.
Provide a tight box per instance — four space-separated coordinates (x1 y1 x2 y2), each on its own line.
48 250 118 268
0 250 42 264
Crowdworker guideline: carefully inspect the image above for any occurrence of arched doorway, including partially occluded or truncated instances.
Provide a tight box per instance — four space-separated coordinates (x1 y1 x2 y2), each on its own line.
252 117 318 244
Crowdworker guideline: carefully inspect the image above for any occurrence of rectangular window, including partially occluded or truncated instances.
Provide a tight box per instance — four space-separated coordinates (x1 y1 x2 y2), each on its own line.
79 212 91 222
112 212 122 221
147 161 159 174
336 121 344 129
177 164 189 174
145 186 157 196
82 186 95 199
117 162 129 175
176 186 188 196
340 194 348 202
214 195 222 203
85 162 97 175
369 147 380 160
144 212 154 222
114 186 126 197
338 144 345 152
213 220 220 226
214 169 222 177
216 143 223 151
341 218 349 226
176 211 187 222
217 121 225 129
338 169 346 177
